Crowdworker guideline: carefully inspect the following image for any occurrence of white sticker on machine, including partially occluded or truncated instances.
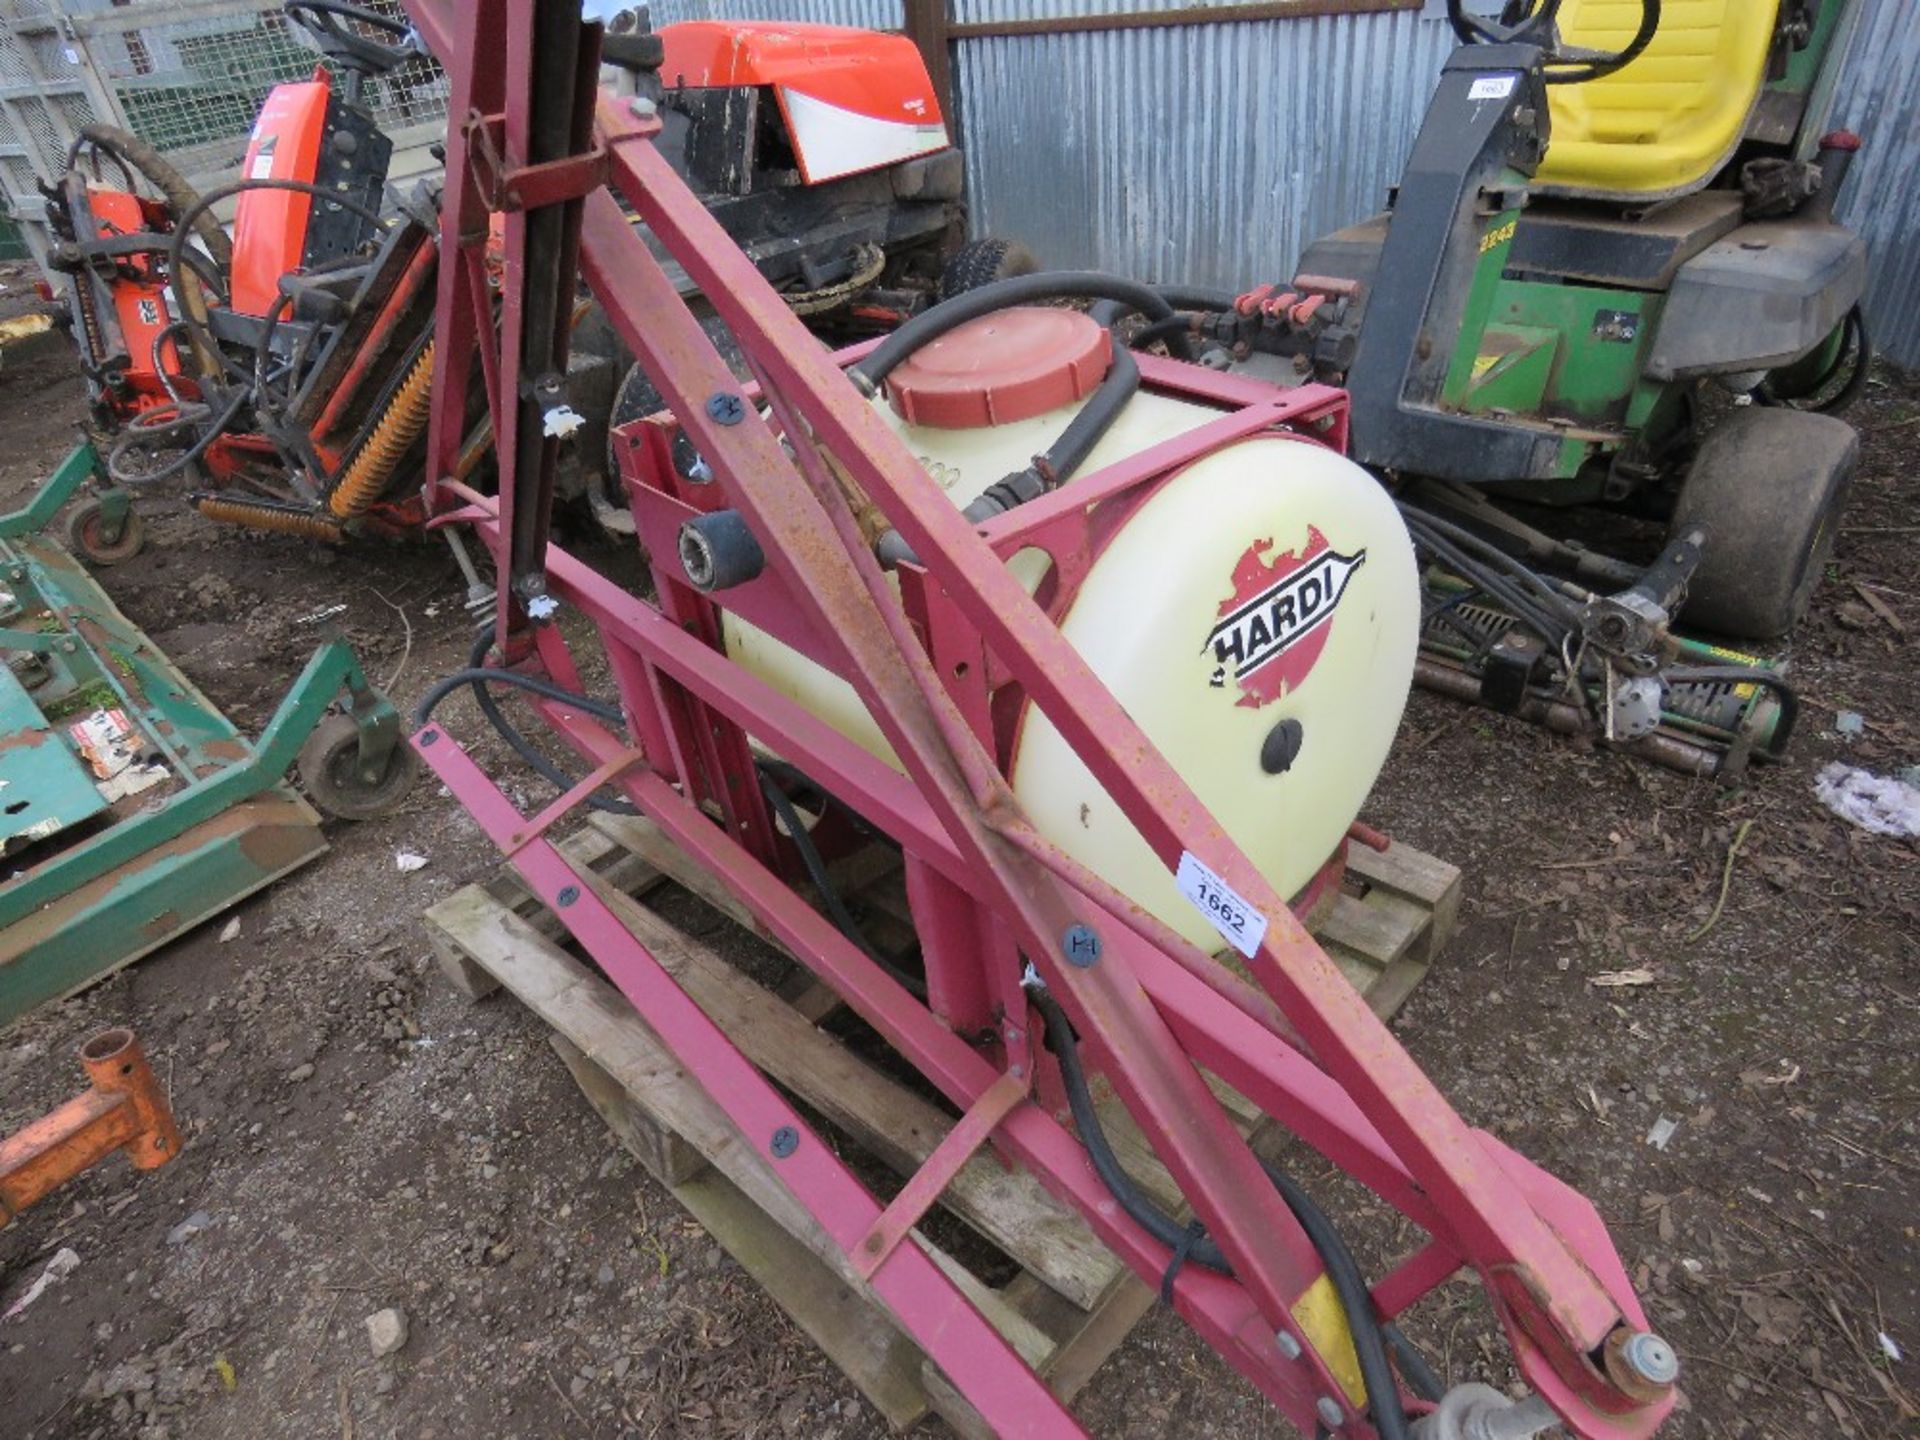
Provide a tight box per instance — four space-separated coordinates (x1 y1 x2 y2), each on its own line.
249 135 278 180
1175 850 1269 959
1468 75 1517 101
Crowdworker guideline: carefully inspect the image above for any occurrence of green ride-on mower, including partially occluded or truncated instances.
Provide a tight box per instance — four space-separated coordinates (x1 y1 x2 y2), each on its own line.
1251 0 1868 775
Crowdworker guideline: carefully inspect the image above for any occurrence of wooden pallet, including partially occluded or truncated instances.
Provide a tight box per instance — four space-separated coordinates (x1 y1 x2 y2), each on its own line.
425 819 1461 1434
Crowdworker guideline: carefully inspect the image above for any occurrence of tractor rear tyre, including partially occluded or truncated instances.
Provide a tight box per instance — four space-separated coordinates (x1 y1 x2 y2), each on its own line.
1670 407 1858 640
298 713 420 821
938 238 1038 302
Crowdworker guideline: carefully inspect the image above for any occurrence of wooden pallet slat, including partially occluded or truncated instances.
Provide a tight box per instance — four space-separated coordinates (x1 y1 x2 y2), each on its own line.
424 819 1463 1435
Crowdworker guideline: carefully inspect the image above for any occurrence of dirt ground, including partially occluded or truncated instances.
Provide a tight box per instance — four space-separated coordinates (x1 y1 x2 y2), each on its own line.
0 286 1914 1440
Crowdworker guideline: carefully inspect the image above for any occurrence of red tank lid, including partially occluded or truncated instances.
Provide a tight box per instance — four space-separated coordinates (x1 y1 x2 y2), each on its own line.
887 307 1111 429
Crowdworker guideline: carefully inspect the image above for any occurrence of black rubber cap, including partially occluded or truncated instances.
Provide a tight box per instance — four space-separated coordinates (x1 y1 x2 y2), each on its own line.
1260 717 1304 775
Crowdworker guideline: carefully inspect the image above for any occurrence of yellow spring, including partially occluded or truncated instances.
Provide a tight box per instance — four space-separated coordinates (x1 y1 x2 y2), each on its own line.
192 495 343 543
327 340 435 519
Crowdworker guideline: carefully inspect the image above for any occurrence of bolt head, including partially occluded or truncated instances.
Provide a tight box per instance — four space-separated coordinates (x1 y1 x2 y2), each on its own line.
1315 1395 1344 1428
1275 1331 1302 1361
630 96 657 119
1619 1331 1679 1386
1061 923 1102 968
706 391 746 426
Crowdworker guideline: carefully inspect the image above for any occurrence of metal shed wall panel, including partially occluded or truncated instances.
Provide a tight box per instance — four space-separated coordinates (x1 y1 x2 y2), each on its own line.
1829 0 1920 368
645 0 1917 366
953 9 1455 291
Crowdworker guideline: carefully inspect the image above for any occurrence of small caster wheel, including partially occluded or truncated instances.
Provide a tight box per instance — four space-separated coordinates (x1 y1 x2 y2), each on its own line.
65 497 145 565
297 712 420 821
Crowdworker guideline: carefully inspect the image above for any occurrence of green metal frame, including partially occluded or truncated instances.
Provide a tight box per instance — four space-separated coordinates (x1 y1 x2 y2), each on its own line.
0 442 133 545
0 445 403 1026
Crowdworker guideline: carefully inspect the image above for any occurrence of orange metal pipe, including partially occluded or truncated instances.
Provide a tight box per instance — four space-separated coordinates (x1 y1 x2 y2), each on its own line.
0 1029 180 1226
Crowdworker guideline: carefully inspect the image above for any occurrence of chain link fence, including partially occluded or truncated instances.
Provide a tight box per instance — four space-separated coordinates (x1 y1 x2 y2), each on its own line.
0 0 448 265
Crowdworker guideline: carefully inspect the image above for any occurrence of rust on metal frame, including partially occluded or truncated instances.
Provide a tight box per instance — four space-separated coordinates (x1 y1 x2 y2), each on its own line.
396 0 1677 1432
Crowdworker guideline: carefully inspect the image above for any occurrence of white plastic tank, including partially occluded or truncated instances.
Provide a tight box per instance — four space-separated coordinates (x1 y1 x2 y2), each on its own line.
722 307 1419 952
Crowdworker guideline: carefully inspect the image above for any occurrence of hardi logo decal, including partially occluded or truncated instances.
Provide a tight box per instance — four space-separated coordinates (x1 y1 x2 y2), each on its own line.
1205 527 1365 708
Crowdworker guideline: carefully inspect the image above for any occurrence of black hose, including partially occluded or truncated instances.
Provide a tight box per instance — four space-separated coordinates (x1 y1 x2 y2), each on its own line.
1399 502 1583 625
67 124 232 270
1127 314 1199 351
164 177 388 364
1405 518 1574 646
1025 984 1420 1439
754 765 927 999
411 628 639 814
1089 285 1236 328
1010 338 1137 498
852 271 1192 389
875 331 1144 565
107 388 248 487
1382 1322 1446 1403
150 322 194 407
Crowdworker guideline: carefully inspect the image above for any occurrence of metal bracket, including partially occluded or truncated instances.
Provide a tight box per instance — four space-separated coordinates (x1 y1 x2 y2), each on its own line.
503 745 649 857
850 1070 1029 1280
464 110 610 212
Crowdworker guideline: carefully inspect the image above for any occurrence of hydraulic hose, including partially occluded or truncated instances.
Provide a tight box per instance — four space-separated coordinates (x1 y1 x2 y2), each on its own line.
754 765 927 999
107 388 248 487
851 271 1193 390
68 124 232 271
1399 503 1584 628
164 177 388 363
1025 983 1423 1437
1404 517 1574 648
412 630 639 816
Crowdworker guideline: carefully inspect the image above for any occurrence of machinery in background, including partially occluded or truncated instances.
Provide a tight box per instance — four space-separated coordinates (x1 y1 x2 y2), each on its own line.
46 0 443 545
0 444 418 1028
41 1 1006 550
1112 0 1865 775
392 0 1680 1433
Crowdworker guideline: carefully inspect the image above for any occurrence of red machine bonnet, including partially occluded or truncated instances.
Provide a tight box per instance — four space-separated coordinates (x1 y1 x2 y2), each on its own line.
887 307 1112 429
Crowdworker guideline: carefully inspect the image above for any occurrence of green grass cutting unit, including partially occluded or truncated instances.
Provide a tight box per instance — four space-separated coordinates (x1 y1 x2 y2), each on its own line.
0 446 417 1026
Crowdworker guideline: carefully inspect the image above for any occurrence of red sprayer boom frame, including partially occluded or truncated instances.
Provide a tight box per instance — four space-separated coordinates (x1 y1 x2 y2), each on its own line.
399 4 1675 1435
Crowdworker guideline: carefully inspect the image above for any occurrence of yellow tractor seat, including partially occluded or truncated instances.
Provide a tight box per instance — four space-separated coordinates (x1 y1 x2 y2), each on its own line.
1534 0 1781 203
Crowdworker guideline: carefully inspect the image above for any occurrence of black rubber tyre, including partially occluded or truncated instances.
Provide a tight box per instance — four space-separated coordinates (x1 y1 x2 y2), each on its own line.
605 311 748 484
297 712 420 821
1670 407 1859 640
937 238 1039 302
64 497 145 565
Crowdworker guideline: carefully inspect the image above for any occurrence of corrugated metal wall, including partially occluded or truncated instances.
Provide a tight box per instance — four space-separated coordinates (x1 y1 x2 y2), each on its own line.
951 5 1455 291
647 0 1918 367
1828 0 1920 369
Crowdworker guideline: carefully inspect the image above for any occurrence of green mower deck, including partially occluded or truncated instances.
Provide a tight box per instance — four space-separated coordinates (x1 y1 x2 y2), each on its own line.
0 445 410 1026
